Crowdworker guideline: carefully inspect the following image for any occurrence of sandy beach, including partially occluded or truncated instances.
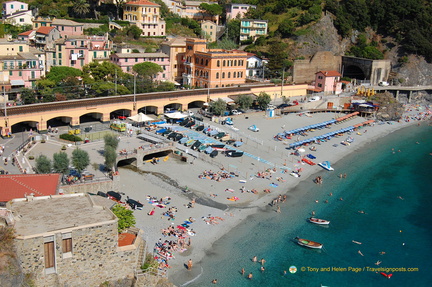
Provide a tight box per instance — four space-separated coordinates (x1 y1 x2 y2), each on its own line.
115 101 430 286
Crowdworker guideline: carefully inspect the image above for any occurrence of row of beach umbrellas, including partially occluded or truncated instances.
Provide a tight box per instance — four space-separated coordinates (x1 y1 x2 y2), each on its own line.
283 119 337 136
288 126 355 148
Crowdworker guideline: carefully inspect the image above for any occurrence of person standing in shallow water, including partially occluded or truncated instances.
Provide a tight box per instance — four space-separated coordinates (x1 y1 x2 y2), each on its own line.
248 272 253 279
252 256 257 262
187 259 193 270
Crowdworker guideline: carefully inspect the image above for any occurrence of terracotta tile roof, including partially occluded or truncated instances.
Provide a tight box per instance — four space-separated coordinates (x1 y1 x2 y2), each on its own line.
316 70 341 77
36 26 55 35
0 174 60 202
18 30 34 36
118 232 136 246
126 0 159 6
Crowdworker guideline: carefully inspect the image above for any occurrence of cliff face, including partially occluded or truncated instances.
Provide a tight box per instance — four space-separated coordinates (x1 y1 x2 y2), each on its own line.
373 92 405 122
294 14 432 86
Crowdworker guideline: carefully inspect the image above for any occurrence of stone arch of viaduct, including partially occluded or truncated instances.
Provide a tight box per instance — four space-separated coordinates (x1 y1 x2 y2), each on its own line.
1 84 308 136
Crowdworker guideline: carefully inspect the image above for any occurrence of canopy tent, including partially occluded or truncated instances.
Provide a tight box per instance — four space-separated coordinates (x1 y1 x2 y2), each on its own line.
164 112 188 119
212 97 235 105
128 113 154 122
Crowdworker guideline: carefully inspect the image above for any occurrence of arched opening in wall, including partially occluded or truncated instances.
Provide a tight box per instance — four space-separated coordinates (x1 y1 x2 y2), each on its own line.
143 150 172 162
343 65 366 80
47 116 72 129
80 112 103 124
164 103 182 113
110 109 131 120
187 100 205 109
11 120 38 134
117 157 137 167
138 105 158 115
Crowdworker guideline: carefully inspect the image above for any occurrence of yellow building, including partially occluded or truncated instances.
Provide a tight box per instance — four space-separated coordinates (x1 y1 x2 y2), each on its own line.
160 37 186 83
183 38 247 88
123 0 166 37
200 20 217 42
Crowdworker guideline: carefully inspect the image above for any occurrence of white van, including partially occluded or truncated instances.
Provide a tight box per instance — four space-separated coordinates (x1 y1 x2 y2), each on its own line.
378 81 389 86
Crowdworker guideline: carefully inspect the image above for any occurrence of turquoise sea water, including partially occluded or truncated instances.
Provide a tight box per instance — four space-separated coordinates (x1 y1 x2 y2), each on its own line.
178 124 432 287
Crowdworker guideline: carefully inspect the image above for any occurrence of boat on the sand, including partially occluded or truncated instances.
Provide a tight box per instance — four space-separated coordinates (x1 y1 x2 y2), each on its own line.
318 161 334 171
295 237 323 249
308 217 330 225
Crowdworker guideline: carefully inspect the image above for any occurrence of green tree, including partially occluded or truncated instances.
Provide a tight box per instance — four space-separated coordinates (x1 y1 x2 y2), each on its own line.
226 19 240 43
256 92 271 110
124 25 143 39
104 134 119 150
82 61 123 84
112 204 136 233
210 98 227 116
199 3 222 20
35 155 52 174
21 88 37 104
53 152 70 174
133 62 163 81
72 0 90 17
104 146 117 171
90 81 130 97
236 94 253 110
277 18 295 38
72 148 90 173
45 66 82 84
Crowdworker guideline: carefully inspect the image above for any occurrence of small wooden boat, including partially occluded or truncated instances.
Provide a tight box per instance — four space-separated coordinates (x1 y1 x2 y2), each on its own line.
295 237 323 249
308 217 330 225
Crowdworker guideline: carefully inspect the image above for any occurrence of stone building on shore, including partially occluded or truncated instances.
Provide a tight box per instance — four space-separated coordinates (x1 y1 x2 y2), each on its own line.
1 193 144 286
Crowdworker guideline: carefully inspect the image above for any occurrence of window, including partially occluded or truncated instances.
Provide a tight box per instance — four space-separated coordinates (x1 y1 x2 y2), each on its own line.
20 18 24 23
223 60 226 66
318 83 322 87
59 60 62 65
135 58 138 62
217 60 220 67
222 72 225 78
31 71 35 79
62 233 72 254
234 60 237 66
19 71 22 77
216 72 219 79
9 71 12 76
53 60 56 65
93 51 97 58
44 236 55 272
59 53 62 59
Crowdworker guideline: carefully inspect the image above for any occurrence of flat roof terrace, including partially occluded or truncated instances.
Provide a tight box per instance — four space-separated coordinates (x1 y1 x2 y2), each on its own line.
9 193 116 239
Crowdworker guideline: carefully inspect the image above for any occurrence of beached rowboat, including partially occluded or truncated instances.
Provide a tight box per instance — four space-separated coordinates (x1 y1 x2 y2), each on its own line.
295 237 323 249
308 217 330 225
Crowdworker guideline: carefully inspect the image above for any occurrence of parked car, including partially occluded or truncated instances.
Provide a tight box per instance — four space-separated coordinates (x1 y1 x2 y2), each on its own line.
308 96 321 102
231 110 242 115
378 81 390 86
277 104 290 109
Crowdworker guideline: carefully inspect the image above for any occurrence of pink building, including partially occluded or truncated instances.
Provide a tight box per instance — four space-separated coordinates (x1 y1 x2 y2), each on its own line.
110 52 170 81
51 19 84 36
49 35 112 70
2 1 28 17
314 70 343 95
226 3 256 20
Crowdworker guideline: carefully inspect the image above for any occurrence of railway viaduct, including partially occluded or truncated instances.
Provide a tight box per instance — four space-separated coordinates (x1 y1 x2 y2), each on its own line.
0 84 308 136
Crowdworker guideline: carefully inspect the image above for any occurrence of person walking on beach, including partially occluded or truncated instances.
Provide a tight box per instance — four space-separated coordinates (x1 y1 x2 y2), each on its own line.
187 259 193 270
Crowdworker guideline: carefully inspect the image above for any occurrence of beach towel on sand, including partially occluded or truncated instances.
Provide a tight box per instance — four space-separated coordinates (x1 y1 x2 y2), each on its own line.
270 183 279 188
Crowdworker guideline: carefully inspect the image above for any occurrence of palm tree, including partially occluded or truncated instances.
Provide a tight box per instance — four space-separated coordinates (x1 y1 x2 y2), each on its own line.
73 0 90 17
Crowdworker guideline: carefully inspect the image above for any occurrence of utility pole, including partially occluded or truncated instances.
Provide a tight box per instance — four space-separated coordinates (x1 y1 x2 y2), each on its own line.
115 69 117 96
133 73 136 110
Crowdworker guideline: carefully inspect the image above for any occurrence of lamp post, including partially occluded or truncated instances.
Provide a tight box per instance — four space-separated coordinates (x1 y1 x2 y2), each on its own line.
133 73 137 111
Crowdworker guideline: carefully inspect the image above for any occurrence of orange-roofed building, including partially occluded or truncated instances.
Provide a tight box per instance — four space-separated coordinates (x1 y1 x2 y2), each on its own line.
35 26 60 51
0 173 60 202
314 70 343 95
123 0 166 37
183 38 248 88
